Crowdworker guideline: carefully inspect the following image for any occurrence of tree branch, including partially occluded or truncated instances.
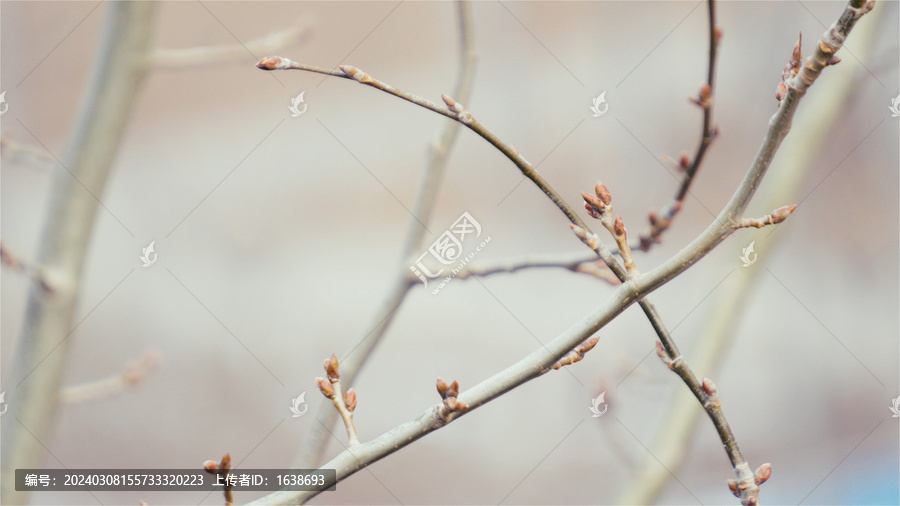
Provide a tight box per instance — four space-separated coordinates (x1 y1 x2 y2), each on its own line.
0 4 158 504
292 0 477 470
252 1 871 503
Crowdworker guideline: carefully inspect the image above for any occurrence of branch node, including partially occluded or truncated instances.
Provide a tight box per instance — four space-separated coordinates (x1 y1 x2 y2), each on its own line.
435 378 468 422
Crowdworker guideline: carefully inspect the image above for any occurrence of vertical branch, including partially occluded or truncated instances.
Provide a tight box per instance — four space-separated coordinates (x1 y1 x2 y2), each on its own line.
616 7 882 502
292 0 476 469
0 4 158 504
637 0 720 251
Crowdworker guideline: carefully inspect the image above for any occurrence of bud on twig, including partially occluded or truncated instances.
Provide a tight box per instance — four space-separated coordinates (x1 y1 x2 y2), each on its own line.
614 216 626 238
317 377 335 398
595 181 612 206
344 389 357 412
325 354 340 381
754 463 772 485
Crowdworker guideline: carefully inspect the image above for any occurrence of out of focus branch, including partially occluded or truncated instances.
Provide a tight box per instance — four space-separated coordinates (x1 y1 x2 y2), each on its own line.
636 0 721 252
292 0 476 470
0 242 56 293
151 22 310 69
61 350 161 405
0 4 158 504
439 251 618 285
616 5 883 502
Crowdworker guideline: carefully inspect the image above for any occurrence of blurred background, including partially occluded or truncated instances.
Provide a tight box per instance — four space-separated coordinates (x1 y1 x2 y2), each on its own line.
1 1 898 504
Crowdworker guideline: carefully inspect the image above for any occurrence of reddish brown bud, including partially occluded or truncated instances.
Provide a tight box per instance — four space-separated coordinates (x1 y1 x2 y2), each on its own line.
699 84 711 101
713 26 723 44
679 153 691 171
317 377 335 398
614 216 626 237
256 57 281 70
220 453 231 472
701 377 718 397
582 191 605 211
444 397 458 410
203 460 219 472
595 181 612 206
581 336 599 353
771 205 797 224
325 354 340 380
455 400 469 411
754 463 772 485
727 479 739 497
344 389 357 412
436 378 449 398
448 380 460 399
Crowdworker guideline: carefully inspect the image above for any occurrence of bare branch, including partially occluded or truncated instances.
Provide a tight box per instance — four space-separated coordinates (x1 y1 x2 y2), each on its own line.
445 251 619 285
61 349 161 405
736 205 797 229
0 5 159 504
636 0 722 252
292 0 477 469
151 22 310 69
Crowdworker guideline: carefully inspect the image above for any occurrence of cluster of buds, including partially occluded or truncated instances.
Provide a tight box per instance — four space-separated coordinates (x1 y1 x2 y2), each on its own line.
551 336 600 371
728 463 772 500
202 453 233 505
776 33 803 102
582 181 612 220
317 354 360 446
436 378 468 415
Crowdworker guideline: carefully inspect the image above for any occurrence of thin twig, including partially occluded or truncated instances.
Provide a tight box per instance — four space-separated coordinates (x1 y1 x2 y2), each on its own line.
0 5 159 504
61 349 161 405
616 7 883 501
444 251 619 285
151 22 310 68
292 0 476 470
254 2 870 503
636 0 721 252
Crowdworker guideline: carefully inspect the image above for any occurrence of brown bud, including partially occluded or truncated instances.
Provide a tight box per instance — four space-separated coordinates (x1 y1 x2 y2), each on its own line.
595 181 612 206
770 205 797 224
582 191 605 211
317 377 335 398
754 463 772 485
344 389 357 412
581 336 599 353
448 380 460 399
713 26 723 44
203 460 219 472
220 453 231 472
455 400 469 411
325 353 340 380
701 377 718 397
584 201 602 220
655 341 668 363
699 84 711 101
436 378 449 398
444 397 458 411
727 479 739 497
679 153 691 171
256 57 280 70
614 216 626 237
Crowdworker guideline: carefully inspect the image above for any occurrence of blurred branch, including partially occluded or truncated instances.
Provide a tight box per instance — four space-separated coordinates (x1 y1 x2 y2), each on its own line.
151 21 310 69
616 4 883 502
292 0 476 470
0 4 158 504
636 0 721 252
202 454 234 506
0 132 57 166
254 1 870 504
61 349 161 405
443 250 619 285
0 241 56 293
